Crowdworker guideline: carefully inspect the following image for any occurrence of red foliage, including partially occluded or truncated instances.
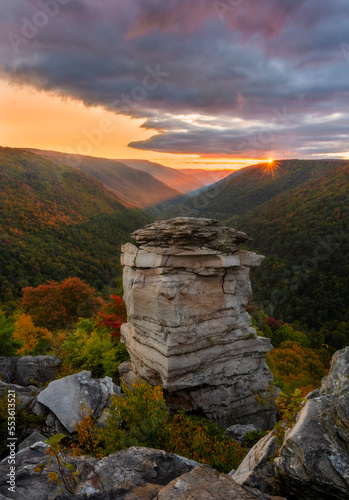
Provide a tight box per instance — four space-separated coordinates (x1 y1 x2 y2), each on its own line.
20 277 102 330
97 295 127 338
265 317 285 332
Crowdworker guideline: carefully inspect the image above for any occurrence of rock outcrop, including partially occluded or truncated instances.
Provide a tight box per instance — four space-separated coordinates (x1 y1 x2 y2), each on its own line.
0 356 60 387
0 444 285 500
36 371 120 433
233 347 349 499
274 346 349 499
120 217 275 429
233 431 280 495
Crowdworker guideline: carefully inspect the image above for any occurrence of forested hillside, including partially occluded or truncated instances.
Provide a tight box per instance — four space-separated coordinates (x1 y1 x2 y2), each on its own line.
0 147 150 308
117 159 204 193
162 160 349 220
27 149 180 208
239 163 349 342
155 159 349 347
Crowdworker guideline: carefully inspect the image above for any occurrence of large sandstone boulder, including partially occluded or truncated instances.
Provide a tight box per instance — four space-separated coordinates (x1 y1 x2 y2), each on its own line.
37 371 120 433
274 346 349 499
120 217 275 429
0 356 60 387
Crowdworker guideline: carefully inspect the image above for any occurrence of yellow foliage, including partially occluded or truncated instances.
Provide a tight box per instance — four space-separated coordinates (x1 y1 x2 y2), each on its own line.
13 313 50 355
42 329 67 357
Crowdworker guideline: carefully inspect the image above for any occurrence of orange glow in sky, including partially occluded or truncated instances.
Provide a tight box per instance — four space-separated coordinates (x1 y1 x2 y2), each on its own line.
0 80 262 171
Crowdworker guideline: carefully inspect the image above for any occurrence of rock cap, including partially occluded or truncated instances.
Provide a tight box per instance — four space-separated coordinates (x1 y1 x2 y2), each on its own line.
132 217 251 253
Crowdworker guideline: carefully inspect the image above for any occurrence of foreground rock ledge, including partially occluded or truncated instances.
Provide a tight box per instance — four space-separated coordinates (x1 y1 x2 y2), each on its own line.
121 218 275 429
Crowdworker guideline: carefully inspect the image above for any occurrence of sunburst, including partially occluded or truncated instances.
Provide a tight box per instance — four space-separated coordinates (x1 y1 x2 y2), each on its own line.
262 158 280 175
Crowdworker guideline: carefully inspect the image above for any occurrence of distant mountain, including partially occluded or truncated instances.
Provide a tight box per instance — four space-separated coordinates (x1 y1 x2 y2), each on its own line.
0 147 150 305
178 168 235 186
166 159 349 221
27 149 180 208
118 159 204 193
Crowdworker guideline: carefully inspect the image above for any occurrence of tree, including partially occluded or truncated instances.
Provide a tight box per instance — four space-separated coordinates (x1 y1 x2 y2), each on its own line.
12 313 50 355
97 295 127 338
0 309 22 356
20 277 103 330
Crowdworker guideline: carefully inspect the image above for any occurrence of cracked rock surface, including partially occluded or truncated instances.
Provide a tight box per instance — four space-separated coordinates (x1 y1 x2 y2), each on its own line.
121 217 275 429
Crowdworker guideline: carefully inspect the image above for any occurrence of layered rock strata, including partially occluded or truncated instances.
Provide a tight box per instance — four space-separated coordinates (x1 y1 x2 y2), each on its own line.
120 218 275 428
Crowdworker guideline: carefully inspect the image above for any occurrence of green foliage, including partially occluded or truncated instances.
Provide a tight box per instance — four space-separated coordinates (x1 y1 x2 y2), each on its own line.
62 318 129 381
264 324 310 348
0 147 150 307
0 309 22 356
162 159 349 342
238 162 349 339
98 381 247 473
243 429 267 447
98 381 169 453
274 389 305 446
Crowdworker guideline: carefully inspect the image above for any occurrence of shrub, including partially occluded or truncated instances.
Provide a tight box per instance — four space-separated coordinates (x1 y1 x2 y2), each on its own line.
0 309 22 356
98 381 247 473
62 318 129 381
98 381 169 454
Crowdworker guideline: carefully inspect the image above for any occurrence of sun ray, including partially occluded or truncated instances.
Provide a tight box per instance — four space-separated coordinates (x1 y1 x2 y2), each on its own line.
261 158 280 175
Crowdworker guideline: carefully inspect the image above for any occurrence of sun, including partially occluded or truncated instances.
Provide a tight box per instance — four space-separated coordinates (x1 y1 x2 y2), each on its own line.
262 158 280 175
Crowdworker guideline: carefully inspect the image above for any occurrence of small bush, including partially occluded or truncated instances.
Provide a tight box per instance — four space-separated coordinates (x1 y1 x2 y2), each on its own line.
97 381 247 473
61 318 129 381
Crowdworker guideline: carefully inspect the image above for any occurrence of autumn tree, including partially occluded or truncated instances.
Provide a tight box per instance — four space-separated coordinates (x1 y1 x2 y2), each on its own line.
20 277 103 330
97 295 127 338
12 313 50 355
267 341 327 396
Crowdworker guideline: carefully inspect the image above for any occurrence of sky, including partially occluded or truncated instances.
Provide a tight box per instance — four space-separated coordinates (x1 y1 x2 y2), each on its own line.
1 0 349 170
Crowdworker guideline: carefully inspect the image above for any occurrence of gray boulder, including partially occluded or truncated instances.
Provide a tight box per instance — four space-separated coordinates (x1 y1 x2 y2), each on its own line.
0 445 198 499
275 346 349 499
0 355 60 387
233 431 280 495
37 371 121 433
18 431 47 452
226 424 261 442
157 465 284 500
0 443 287 500
0 381 39 409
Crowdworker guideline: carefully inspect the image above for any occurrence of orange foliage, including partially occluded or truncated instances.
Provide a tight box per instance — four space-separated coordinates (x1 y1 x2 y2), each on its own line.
20 277 103 330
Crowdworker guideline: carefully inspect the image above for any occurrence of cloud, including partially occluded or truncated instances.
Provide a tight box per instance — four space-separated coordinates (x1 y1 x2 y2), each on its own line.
1 0 349 158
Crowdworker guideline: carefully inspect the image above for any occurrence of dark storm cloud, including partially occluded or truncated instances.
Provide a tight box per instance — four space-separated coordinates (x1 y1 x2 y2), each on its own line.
1 0 349 158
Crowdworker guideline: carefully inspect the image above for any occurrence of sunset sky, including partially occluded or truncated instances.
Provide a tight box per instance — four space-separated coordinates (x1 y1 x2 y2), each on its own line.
1 0 349 170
